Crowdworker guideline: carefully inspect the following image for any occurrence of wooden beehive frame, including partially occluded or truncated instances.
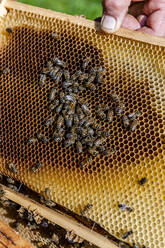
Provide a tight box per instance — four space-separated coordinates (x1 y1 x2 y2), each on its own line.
0 1 165 248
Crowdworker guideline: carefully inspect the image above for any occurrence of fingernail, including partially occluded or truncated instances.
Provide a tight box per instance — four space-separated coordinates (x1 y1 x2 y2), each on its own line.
101 15 116 32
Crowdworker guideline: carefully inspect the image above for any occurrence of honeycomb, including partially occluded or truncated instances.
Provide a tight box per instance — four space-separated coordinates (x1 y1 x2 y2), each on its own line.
0 4 165 248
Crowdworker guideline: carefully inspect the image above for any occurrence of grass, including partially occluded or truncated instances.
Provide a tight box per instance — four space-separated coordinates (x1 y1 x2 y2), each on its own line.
18 0 102 20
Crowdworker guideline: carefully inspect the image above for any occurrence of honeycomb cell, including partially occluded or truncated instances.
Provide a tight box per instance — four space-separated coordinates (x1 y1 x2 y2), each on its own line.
0 7 165 248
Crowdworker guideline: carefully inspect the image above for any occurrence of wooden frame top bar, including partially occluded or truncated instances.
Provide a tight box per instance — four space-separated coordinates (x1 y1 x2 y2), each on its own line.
2 0 165 47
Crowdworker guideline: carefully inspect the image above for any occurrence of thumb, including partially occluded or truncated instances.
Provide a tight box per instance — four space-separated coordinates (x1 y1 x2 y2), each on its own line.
101 0 131 33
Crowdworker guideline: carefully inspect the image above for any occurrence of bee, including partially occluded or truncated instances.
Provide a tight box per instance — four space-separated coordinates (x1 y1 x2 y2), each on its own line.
119 242 131 248
62 81 73 89
82 58 90 70
6 177 15 184
0 188 5 197
65 230 83 244
39 74 46 87
65 115 73 128
52 233 60 244
128 111 141 120
32 162 43 173
65 94 77 103
45 187 51 200
94 137 105 147
49 99 60 111
71 126 77 135
87 72 96 84
8 184 18 191
36 241 44 247
97 146 106 152
87 128 94 136
84 118 94 127
103 148 116 156
122 116 129 128
80 156 93 169
130 119 139 132
1 68 9 74
71 70 82 80
107 109 114 122
76 141 83 153
85 140 94 147
41 219 49 228
88 147 99 156
42 67 50 74
51 33 59 38
52 57 66 68
63 70 70 80
115 102 125 116
8 163 17 173
57 115 64 129
118 204 133 212
65 87 73 93
73 114 79 125
67 101 76 115
47 61 53 71
122 230 133 240
139 177 147 185
97 66 106 75
53 131 62 142
28 137 38 144
132 244 140 248
96 73 104 84
110 93 119 103
59 91 65 102
45 116 55 127
45 199 56 207
96 108 106 120
78 85 86 91
76 106 84 119
73 87 79 94
6 27 13 33
65 137 76 147
73 81 79 88
66 133 76 139
55 70 63 83
49 66 60 78
101 131 111 137
81 103 91 115
37 132 48 143
93 123 103 130
80 204 93 216
79 73 89 81
56 103 63 114
86 82 96 91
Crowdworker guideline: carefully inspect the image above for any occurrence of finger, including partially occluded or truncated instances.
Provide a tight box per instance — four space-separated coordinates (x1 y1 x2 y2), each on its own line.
138 10 165 37
137 14 147 27
143 0 165 15
141 7 165 37
101 0 131 33
121 14 141 30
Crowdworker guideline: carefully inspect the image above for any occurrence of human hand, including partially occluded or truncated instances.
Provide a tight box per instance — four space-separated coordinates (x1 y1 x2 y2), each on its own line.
101 0 165 37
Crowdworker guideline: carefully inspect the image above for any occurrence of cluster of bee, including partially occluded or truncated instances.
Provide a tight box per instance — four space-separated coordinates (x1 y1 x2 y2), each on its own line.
31 57 118 167
39 56 105 91
65 230 84 244
96 93 141 132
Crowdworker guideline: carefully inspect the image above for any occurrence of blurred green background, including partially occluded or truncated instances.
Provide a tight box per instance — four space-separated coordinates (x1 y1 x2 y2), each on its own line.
18 0 102 20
